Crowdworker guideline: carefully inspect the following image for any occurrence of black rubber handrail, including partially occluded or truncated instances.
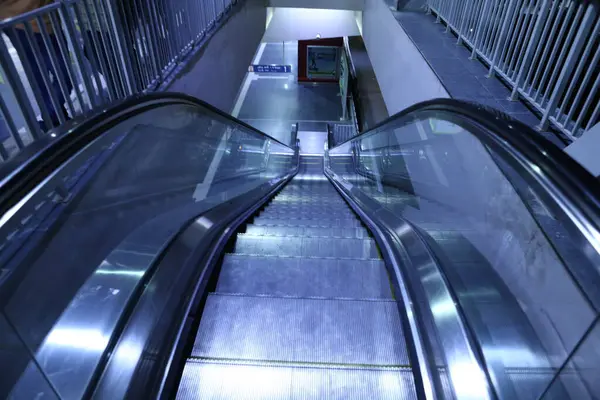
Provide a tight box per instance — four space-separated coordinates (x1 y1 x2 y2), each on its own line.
0 92 294 218
330 98 600 235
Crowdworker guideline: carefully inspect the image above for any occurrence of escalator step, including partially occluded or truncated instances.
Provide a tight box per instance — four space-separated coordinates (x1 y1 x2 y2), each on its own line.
177 360 417 400
253 216 362 228
259 209 357 220
235 235 379 259
192 294 409 366
245 225 369 239
217 254 392 298
274 191 340 197
270 197 346 204
265 204 350 213
279 186 336 191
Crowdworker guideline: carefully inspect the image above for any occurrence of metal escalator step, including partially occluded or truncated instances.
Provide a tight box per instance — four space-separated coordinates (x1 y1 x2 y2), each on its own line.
253 216 362 228
265 204 354 215
274 191 340 196
266 203 350 210
277 188 338 194
217 254 392 298
259 210 357 220
192 294 409 366
277 187 337 192
271 197 344 204
234 235 379 258
274 192 341 197
177 360 417 400
280 183 333 187
245 225 369 239
281 185 335 189
283 183 335 190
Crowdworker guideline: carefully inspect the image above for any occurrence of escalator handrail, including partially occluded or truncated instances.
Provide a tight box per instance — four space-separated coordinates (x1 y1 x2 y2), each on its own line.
324 166 496 400
0 92 294 219
329 97 600 249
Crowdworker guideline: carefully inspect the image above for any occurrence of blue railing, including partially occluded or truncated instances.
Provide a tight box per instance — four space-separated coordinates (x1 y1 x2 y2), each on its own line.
0 0 238 161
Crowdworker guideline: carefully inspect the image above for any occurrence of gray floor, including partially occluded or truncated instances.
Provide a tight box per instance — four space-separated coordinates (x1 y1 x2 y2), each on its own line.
236 42 344 144
393 11 569 148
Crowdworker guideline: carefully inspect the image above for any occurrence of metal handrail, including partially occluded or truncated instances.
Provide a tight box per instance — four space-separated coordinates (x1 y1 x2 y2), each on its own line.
329 98 600 259
0 0 238 161
0 91 298 398
426 0 600 140
0 92 295 219
328 96 600 398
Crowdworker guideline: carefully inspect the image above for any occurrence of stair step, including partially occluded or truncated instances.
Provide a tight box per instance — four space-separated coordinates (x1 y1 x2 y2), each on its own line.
281 185 335 189
271 197 344 204
266 204 350 212
235 235 379 258
245 225 369 239
192 294 409 366
259 209 357 219
277 191 339 197
217 254 392 298
177 360 417 400
253 216 362 228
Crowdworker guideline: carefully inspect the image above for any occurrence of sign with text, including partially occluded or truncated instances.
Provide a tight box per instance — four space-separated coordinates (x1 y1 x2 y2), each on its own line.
249 64 292 73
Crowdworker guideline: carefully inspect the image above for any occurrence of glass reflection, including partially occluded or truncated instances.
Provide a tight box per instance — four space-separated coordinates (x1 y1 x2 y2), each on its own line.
328 113 600 400
0 103 296 398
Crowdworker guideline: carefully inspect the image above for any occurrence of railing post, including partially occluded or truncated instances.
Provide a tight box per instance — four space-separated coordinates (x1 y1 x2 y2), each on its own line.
510 0 549 100
58 1 100 110
539 6 595 131
470 0 491 60
487 0 519 78
456 0 471 45
104 0 140 94
0 89 25 151
0 35 42 139
48 12 86 114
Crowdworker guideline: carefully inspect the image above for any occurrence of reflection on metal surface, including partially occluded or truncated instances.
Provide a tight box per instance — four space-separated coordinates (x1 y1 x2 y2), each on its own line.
396 219 492 400
430 299 457 319
293 175 327 181
46 327 109 351
196 216 214 230
449 360 489 399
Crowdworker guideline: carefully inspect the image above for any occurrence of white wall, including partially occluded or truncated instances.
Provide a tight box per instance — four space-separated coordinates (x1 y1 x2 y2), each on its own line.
267 0 364 11
361 0 448 115
263 8 361 42
566 122 600 177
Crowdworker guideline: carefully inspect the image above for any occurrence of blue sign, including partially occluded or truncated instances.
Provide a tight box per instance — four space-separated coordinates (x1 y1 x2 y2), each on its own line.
249 64 292 73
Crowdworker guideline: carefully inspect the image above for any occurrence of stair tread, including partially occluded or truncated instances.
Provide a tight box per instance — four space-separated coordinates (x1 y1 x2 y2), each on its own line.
193 294 409 366
218 254 392 298
253 217 362 228
235 235 379 258
245 225 369 239
177 360 417 400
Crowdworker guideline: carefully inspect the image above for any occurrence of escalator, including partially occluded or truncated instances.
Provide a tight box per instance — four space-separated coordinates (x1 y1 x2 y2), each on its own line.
1 93 600 400
177 155 419 399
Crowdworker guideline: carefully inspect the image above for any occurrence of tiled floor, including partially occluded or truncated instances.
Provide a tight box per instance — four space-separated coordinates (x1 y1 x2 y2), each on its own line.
236 42 343 144
393 11 569 148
